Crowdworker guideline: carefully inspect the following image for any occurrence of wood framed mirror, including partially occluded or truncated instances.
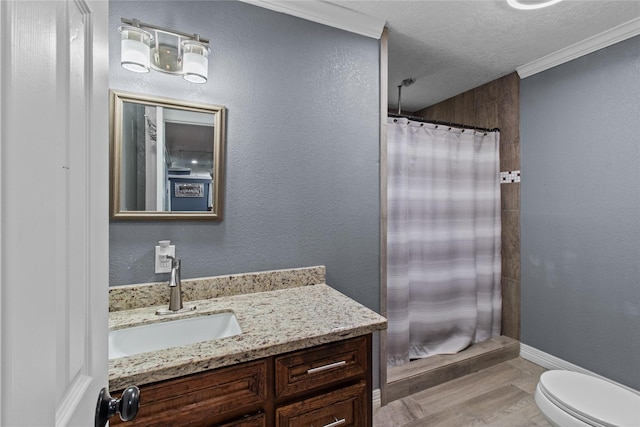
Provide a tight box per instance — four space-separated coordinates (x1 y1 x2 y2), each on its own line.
110 90 225 220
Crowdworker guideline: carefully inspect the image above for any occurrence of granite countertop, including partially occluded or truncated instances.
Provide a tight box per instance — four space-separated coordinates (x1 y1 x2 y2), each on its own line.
109 284 387 391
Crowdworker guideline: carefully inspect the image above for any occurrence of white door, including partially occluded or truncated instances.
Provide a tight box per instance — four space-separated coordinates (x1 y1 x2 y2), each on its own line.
0 0 110 425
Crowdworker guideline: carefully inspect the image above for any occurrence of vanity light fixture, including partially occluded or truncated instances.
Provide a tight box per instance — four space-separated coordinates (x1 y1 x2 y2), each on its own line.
507 0 564 10
119 18 211 83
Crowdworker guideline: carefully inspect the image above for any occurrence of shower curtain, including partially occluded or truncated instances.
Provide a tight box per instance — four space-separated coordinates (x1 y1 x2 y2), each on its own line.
387 117 501 366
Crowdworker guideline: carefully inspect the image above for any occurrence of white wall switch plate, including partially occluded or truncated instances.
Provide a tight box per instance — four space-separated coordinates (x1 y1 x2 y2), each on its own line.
155 244 175 274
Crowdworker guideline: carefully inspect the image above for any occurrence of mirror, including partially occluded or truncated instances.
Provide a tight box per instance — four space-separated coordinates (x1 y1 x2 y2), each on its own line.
110 90 225 220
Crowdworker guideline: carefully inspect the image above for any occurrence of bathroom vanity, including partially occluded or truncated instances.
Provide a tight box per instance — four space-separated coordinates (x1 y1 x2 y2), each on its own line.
108 268 386 427
111 335 371 426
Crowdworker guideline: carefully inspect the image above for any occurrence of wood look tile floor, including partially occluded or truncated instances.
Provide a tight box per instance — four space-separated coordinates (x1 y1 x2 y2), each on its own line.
374 357 552 427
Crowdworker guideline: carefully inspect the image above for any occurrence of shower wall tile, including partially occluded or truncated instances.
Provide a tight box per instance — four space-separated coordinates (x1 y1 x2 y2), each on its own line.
500 171 521 184
457 91 475 125
501 210 521 281
500 137 521 172
476 101 499 130
501 277 521 339
499 76 519 141
501 182 520 211
499 74 520 172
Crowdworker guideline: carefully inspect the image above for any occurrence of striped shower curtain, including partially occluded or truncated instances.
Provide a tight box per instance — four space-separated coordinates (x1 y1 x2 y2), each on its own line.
387 117 502 366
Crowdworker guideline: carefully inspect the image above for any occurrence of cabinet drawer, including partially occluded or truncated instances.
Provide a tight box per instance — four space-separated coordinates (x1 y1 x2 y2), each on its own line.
111 359 269 426
218 413 266 427
275 336 367 398
276 382 366 427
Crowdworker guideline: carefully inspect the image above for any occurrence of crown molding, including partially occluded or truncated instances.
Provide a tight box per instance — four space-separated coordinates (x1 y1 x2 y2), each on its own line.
517 17 640 78
238 0 386 39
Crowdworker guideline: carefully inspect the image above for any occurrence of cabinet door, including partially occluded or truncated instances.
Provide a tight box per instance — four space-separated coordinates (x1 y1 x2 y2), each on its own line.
111 359 269 426
275 336 367 397
276 382 367 427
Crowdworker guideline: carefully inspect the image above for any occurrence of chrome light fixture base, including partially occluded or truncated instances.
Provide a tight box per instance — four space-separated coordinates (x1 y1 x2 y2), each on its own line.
150 45 183 74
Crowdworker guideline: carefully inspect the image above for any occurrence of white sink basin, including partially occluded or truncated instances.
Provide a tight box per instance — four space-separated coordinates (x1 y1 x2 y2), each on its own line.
109 312 242 359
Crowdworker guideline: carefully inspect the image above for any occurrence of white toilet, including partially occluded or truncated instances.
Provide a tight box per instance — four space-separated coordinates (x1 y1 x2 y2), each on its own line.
535 370 640 427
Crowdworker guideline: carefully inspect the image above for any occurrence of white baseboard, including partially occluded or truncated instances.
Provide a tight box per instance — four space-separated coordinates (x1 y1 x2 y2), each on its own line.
520 343 638 394
372 388 381 409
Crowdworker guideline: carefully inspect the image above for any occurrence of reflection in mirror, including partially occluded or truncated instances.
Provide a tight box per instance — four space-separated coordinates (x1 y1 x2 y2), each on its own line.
110 90 225 220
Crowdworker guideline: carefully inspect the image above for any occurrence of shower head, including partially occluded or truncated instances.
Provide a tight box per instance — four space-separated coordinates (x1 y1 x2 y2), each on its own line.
396 77 416 114
400 77 416 87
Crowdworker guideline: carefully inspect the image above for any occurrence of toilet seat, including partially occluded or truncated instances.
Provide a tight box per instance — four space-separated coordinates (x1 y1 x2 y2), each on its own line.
538 371 640 427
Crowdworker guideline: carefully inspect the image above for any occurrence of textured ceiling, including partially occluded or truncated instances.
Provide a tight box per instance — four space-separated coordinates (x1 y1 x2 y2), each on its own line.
330 0 640 112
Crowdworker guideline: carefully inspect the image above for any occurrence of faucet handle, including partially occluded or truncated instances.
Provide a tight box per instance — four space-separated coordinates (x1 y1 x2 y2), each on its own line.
164 254 179 267
173 258 180 269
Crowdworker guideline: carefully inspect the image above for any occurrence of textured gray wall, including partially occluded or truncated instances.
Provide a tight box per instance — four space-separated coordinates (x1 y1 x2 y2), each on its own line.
110 0 380 385
110 0 380 298
521 36 639 389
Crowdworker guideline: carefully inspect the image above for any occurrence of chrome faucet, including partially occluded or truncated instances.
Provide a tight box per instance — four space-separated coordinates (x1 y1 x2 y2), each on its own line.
156 255 196 315
167 255 183 311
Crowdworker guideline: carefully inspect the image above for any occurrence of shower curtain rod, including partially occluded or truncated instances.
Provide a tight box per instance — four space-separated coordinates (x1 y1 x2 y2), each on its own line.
388 113 499 133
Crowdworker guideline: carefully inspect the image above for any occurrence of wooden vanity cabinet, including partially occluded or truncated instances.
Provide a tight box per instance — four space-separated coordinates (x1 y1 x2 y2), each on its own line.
110 359 270 427
112 335 372 427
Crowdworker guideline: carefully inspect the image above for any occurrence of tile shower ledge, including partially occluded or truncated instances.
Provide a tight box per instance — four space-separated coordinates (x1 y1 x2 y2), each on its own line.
109 284 387 391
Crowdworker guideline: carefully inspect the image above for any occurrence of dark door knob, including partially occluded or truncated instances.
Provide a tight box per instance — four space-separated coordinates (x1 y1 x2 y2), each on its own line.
94 385 140 427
